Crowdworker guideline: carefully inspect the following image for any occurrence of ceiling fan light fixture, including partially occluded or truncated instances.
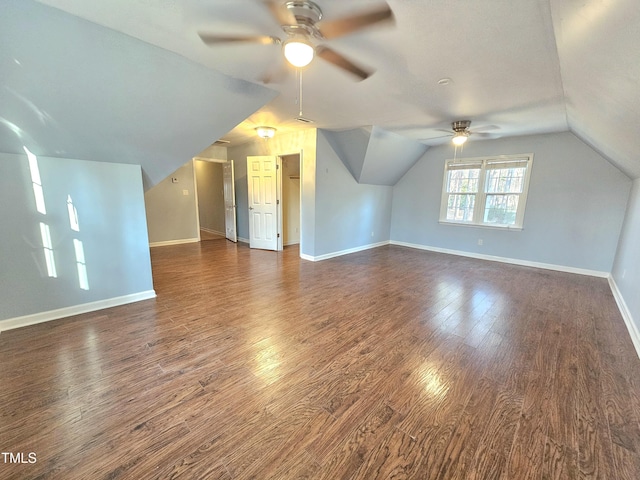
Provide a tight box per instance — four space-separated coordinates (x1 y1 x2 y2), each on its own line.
283 37 315 67
452 131 469 146
256 126 276 139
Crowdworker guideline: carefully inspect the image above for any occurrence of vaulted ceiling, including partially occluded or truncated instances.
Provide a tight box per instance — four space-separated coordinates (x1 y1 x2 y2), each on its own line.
4 0 640 184
1 1 276 188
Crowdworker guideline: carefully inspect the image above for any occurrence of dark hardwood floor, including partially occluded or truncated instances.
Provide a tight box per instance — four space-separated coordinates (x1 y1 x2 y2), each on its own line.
2 239 640 479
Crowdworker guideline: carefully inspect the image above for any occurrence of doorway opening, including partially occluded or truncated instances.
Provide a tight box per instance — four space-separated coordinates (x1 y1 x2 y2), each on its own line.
194 158 226 242
280 154 301 249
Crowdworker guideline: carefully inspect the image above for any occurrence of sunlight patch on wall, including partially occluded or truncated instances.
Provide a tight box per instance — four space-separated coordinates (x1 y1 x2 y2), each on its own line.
26 146 59 279
25 146 46 214
73 239 89 290
39 222 57 278
68 195 90 290
67 195 79 232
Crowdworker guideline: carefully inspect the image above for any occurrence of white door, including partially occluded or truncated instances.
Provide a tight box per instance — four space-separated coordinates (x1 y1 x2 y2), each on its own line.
247 155 278 251
223 160 237 243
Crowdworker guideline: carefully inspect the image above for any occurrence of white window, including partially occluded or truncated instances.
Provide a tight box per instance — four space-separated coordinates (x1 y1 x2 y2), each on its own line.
439 154 533 229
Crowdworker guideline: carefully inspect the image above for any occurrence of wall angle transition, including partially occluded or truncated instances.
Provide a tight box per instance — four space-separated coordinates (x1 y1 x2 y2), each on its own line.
322 126 427 186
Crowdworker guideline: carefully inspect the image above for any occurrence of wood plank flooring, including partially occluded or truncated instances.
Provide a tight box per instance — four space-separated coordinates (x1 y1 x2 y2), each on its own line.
2 239 640 479
200 230 226 241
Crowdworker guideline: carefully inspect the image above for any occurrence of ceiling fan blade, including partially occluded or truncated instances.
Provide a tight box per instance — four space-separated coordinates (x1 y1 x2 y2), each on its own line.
198 33 281 46
263 0 297 27
316 45 373 81
318 4 394 40
420 134 453 141
472 124 500 133
473 132 502 139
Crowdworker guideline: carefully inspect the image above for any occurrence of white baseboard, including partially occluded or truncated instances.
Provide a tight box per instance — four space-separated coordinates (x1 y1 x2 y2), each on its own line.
200 228 225 237
303 241 390 262
0 290 157 333
237 236 249 244
608 276 640 360
389 240 610 278
150 238 199 247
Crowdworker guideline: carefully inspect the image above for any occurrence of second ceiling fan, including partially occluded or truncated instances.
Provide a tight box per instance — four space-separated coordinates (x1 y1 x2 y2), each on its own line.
422 121 501 146
198 0 394 81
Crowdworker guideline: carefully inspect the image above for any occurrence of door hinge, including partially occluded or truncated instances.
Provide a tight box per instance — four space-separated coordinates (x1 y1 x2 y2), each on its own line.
276 164 279 169
277 233 280 238
277 199 280 205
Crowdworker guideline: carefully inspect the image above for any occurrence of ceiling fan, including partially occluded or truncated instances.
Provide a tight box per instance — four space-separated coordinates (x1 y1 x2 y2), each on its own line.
198 1 394 81
422 120 501 145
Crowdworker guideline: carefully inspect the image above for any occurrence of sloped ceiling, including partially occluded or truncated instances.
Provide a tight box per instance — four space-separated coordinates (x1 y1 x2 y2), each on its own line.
550 0 640 178
322 127 370 182
0 0 277 188
324 127 427 186
5 0 640 183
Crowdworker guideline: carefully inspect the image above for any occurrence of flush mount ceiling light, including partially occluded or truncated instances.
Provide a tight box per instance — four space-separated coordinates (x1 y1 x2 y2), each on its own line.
452 131 469 146
283 37 315 68
256 126 276 139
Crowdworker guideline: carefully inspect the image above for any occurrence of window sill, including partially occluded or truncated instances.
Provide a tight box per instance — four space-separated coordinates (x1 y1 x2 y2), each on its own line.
438 221 523 231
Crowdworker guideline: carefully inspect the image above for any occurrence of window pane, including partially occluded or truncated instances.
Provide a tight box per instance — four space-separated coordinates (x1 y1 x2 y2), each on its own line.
447 194 475 222
485 167 525 194
484 194 519 225
447 169 480 193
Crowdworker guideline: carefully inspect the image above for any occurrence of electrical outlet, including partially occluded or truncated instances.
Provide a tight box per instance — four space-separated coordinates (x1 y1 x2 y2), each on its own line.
371 231 375 237
182 189 189 196
478 238 483 246
171 177 178 183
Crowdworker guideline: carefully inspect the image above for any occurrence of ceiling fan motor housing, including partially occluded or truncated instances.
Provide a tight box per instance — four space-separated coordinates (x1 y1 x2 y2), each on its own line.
452 120 471 132
198 0 389 81
283 1 323 38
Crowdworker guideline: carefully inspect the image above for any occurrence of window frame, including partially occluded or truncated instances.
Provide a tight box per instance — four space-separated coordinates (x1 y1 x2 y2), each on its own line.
439 153 534 230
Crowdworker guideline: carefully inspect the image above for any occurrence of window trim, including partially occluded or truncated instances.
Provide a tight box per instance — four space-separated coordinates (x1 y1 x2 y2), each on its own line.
439 153 534 230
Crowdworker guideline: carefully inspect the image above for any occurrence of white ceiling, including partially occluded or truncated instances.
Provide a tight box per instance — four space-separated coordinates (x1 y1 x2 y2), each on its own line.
34 0 640 178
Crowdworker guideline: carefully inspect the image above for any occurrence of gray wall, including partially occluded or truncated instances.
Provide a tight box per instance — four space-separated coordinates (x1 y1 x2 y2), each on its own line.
195 160 225 235
314 130 394 256
0 152 153 321
612 178 640 333
391 132 631 273
145 161 199 244
322 127 370 181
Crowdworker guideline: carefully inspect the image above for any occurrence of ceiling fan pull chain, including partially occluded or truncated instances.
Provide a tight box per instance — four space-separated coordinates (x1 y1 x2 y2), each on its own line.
294 68 299 110
298 67 304 117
